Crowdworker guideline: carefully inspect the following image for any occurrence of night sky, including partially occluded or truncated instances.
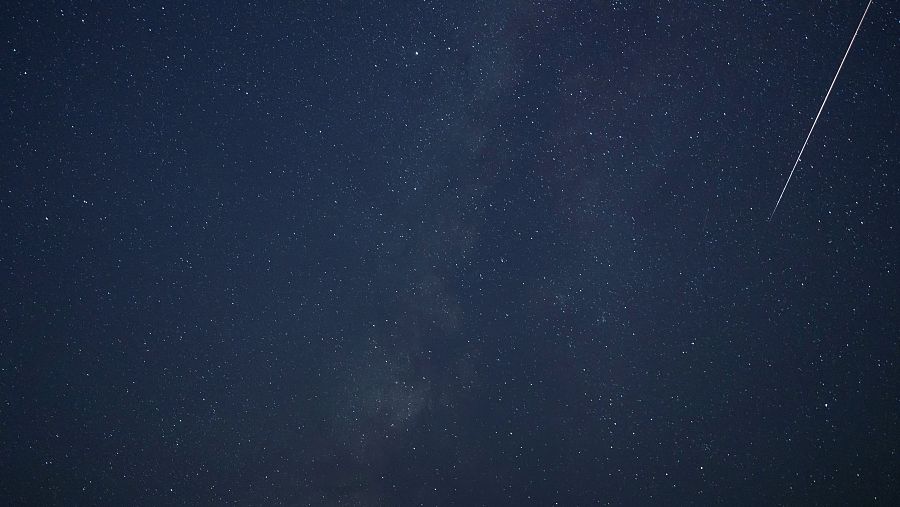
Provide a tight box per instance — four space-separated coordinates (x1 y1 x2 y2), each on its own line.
2 1 898 505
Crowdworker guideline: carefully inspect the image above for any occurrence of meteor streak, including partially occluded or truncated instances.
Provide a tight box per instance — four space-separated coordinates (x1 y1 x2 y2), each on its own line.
769 0 873 220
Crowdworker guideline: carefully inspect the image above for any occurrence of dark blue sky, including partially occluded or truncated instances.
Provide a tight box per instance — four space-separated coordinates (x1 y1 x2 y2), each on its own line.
2 1 898 504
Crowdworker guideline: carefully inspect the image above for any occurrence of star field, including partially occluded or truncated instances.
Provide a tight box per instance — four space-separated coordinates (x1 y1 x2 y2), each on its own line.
1 1 898 505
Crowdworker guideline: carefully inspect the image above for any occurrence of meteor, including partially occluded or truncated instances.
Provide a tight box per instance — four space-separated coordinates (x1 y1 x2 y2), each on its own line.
769 0 873 221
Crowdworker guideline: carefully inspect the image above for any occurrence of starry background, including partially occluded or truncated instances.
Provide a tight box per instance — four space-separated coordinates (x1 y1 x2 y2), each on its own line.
1 1 898 505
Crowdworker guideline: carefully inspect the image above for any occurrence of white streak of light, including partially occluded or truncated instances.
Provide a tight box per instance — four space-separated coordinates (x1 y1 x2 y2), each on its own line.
769 0 873 221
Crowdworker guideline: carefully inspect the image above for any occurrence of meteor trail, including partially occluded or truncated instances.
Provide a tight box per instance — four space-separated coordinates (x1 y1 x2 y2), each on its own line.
769 0 873 221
